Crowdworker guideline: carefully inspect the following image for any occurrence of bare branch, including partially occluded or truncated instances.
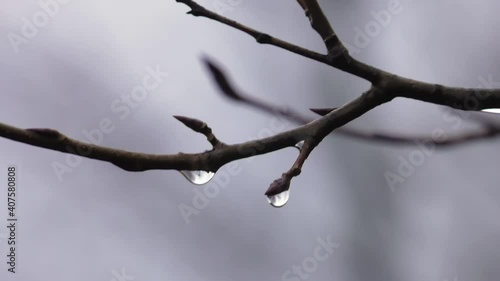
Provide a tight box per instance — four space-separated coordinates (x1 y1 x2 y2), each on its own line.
0 120 295 172
265 137 318 197
0 59 388 177
296 0 348 60
1 0 500 195
206 61 500 146
176 0 328 64
178 0 500 110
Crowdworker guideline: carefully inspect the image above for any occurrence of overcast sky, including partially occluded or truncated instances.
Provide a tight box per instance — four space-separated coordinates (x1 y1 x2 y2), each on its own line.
1 0 500 281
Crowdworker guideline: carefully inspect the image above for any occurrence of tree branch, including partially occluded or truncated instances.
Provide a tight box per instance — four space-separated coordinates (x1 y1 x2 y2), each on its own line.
0 62 388 176
0 117 296 172
207 60 500 146
176 0 327 64
177 0 500 110
296 0 349 61
1 0 500 196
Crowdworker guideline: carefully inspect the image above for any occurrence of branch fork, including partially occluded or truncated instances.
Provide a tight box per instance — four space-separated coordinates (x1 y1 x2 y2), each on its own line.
0 0 499 203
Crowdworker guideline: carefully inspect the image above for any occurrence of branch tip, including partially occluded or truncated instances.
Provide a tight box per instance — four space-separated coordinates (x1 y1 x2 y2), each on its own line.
173 115 224 148
202 57 243 101
173 115 206 132
265 174 292 196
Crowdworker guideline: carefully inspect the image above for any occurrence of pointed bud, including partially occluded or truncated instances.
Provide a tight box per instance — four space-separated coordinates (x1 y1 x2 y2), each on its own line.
201 56 243 101
264 174 292 196
173 115 206 133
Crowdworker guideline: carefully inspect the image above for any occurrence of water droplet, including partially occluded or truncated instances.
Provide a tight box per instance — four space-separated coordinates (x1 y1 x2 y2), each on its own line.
179 170 214 185
482 108 500 114
266 190 290 208
294 141 304 151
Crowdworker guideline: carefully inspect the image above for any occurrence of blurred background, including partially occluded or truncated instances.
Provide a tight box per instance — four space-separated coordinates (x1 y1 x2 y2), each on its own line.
1 0 500 280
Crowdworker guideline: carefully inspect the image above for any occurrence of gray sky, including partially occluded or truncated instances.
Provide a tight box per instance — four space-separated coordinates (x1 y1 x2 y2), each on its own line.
1 0 500 281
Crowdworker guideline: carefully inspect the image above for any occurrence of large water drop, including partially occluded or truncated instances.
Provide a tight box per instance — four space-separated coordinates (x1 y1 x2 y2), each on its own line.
179 170 214 185
266 190 290 208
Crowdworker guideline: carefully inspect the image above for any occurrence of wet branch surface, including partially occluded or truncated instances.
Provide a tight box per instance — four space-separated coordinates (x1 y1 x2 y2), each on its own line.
2 0 500 195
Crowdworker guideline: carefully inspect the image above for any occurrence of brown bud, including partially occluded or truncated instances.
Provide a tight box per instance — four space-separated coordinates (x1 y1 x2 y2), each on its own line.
173 115 206 133
264 174 292 196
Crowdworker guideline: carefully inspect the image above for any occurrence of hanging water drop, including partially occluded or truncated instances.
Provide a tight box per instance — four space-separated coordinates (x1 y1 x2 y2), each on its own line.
179 170 214 185
294 141 304 152
266 190 290 208
482 108 500 114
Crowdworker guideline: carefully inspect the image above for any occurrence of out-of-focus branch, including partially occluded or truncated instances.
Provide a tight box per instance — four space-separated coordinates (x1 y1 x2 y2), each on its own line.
208 61 500 147
310 108 500 146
